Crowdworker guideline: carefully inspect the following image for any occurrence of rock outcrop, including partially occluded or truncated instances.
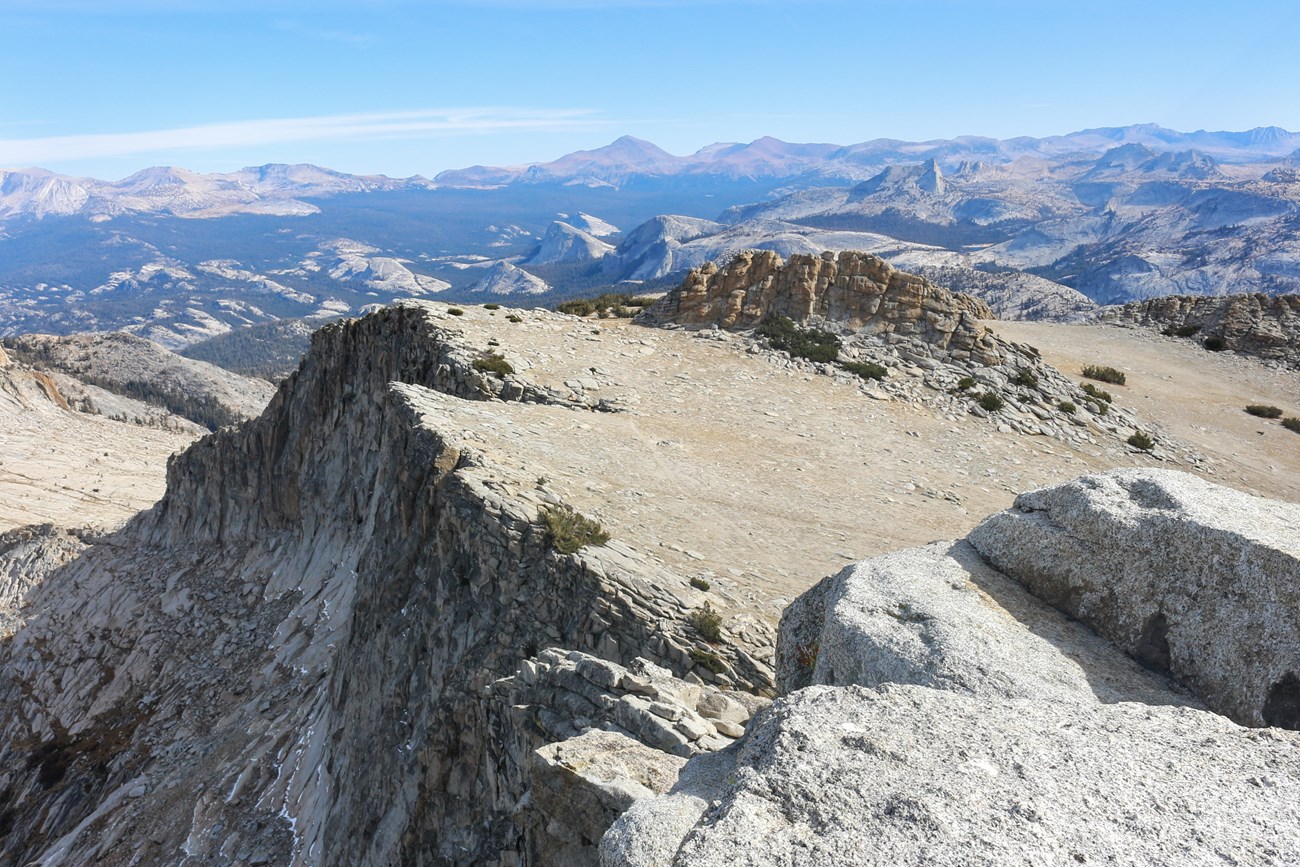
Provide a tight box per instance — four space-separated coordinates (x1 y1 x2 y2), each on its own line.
527 221 615 265
642 250 997 360
470 260 551 295
1102 292 1300 368
3 331 275 429
608 468 1300 864
643 250 1154 452
0 303 770 865
968 468 1300 728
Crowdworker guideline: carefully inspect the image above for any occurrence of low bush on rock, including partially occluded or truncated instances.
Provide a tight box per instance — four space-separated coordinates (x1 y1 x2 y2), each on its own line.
1128 431 1156 451
447 308 465 316
482 302 501 310
1013 368 1040 388
689 576 712 592
1245 405 1284 419
840 360 887 381
556 293 656 318
1283 417 1300 434
978 392 1005 412
1081 383 1113 404
506 314 523 323
688 602 723 642
689 648 726 674
756 316 841 364
955 376 977 392
472 352 514 378
1059 401 1077 414
541 506 610 554
1083 365 1126 385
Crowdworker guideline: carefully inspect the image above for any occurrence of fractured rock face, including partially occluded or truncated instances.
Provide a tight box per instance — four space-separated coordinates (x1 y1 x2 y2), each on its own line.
494 649 768 866
1102 292 1300 368
968 467 1300 729
641 250 998 361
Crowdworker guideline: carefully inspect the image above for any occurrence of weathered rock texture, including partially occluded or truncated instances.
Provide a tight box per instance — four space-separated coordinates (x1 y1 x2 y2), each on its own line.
608 468 1300 865
491 649 767 865
3 331 275 429
605 685 1300 867
1102 292 1300 368
968 468 1300 728
776 540 1187 707
0 302 770 866
0 524 91 637
641 250 999 361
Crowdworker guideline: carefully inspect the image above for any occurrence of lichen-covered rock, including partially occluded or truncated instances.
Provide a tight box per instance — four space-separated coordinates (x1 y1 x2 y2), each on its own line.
604 684 1300 867
968 468 1300 728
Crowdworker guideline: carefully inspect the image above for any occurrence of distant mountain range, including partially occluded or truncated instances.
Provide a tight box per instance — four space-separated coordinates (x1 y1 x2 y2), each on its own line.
1 124 1299 344
433 125 1300 188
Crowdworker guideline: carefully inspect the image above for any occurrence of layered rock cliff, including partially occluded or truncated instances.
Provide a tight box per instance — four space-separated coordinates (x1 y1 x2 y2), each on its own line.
1102 292 1300 368
0 303 770 865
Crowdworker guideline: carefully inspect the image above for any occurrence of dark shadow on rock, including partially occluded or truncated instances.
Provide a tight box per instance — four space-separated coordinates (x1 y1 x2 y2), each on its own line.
948 541 1202 710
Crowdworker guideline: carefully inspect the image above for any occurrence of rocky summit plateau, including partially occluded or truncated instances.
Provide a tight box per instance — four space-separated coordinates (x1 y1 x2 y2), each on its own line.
0 253 1297 865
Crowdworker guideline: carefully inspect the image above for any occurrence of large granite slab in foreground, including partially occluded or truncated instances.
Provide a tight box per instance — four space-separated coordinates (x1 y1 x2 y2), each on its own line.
606 684 1298 866
968 468 1300 728
604 469 1300 865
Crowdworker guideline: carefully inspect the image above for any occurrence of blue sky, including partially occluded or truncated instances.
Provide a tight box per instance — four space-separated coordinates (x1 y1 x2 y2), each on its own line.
1 0 1296 179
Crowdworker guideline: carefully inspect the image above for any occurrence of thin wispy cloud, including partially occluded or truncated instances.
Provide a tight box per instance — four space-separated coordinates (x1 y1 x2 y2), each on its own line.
0 109 609 167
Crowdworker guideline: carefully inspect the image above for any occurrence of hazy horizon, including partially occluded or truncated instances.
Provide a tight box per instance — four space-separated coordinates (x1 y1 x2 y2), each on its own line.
3 0 1297 179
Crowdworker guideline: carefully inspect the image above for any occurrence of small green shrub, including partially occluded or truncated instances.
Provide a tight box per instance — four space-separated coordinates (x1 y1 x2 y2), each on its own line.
1081 383 1113 404
689 648 726 674
472 352 514 377
1013 369 1040 388
482 302 501 310
1128 431 1155 451
556 293 655 318
1245 405 1283 419
1082 365 1126 385
506 314 523 323
1204 336 1227 352
689 576 712 592
447 307 464 316
978 392 1005 412
688 602 723 642
541 506 610 555
756 316 841 364
840 360 887 381
1283 417 1300 434
1058 401 1077 414
955 376 977 392
1162 323 1201 337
